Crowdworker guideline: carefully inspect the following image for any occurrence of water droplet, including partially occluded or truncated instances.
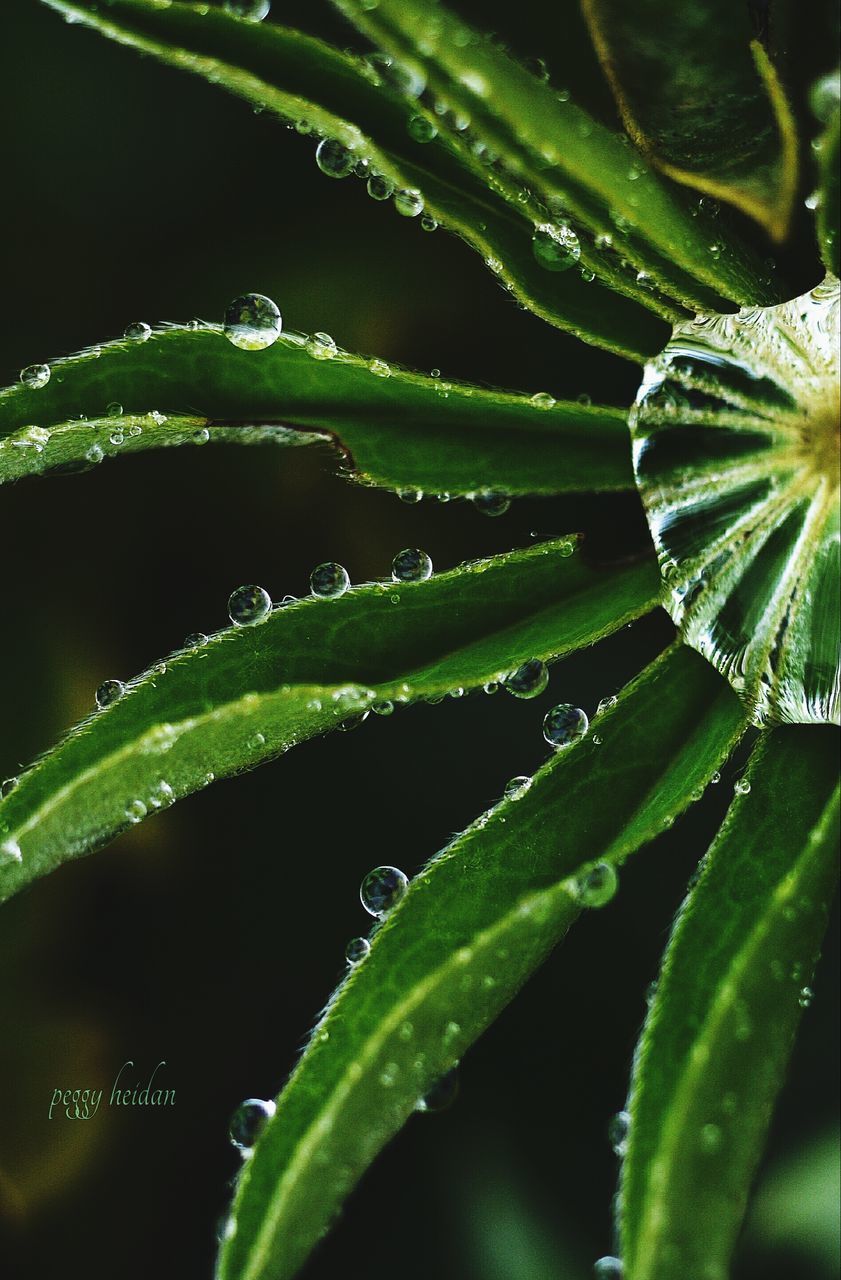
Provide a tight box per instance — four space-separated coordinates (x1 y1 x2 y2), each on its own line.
594 1259 623 1279
86 443 104 465
733 778 751 795
224 0 270 18
504 775 532 799
532 223 580 272
575 862 619 908
1 776 19 799
360 865 409 917
223 293 282 350
470 490 510 517
345 936 371 966
394 188 424 217
229 1097 276 1152
367 173 394 201
530 391 556 409
608 1110 630 1156
416 1067 459 1113
306 332 337 360
798 985 814 1008
543 704 588 748
644 979 658 1007
20 363 50 389
0 838 22 864
700 1122 723 1154
310 562 350 599
366 51 425 98
576 392 592 407
96 678 125 709
315 137 355 178
408 115 437 143
596 695 618 714
193 427 210 444
124 321 151 342
125 799 147 824
109 430 125 447
379 1061 400 1088
392 547 432 582
369 358 391 378
397 488 422 505
504 658 548 699
483 681 499 695
710 771 721 784
420 215 438 232
228 584 272 626
183 632 208 649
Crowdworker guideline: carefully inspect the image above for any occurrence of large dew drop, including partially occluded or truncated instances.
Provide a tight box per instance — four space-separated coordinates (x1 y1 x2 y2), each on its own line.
632 276 840 725
392 548 433 582
360 865 409 917
543 704 589 748
504 659 548 699
96 678 125 709
228 584 272 626
223 293 282 350
315 138 355 179
575 863 619 908
593 1260 623 1280
20 363 50 389
310 562 350 599
229 1098 276 1152
532 223 580 272
224 0 270 19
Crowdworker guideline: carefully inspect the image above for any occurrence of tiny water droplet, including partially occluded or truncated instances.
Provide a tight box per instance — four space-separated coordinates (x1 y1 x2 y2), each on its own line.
1 776 19 799
310 562 350 599
228 584 272 626
345 936 371 966
504 775 532 799
798 986 814 1008
710 771 721 784
125 799 147 824
360 865 409 917
315 137 355 178
96 678 125 709
608 1110 630 1156
367 173 394 201
369 358 391 378
416 1068 459 1113
532 223 580 272
543 704 588 748
20 363 50 389
183 632 208 649
483 682 499 695
0 835 22 865
407 115 437 143
700 1122 723 1154
504 659 548 700
596 695 618 714
420 215 438 232
372 700 394 716
470 490 510 517
392 547 432 582
397 487 422 504
224 0 270 18
733 778 751 795
575 862 618 908
229 1098 276 1152
124 321 151 342
530 391 555 409
593 1259 623 1279
394 188 424 217
223 293 282 350
193 427 210 444
306 332 337 360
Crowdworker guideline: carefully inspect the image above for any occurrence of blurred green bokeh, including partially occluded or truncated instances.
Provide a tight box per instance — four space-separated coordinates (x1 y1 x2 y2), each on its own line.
0 2 837 1278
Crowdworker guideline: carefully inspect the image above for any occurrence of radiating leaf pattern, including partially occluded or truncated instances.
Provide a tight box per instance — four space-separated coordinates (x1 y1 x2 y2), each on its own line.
631 275 840 726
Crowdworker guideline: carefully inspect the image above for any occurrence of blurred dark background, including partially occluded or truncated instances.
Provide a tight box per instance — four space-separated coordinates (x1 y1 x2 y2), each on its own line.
0 2 837 1278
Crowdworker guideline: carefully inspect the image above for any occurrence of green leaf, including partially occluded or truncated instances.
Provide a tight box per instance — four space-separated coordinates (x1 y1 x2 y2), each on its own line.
41 0 671 360
0 326 635 494
215 644 747 1280
0 541 661 903
581 0 799 240
330 0 781 311
620 726 840 1280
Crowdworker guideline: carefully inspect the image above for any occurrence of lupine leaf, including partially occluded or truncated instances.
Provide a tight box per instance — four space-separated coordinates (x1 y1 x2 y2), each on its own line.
620 726 840 1280
330 0 782 312
0 326 635 494
40 0 672 359
581 0 799 239
215 644 747 1280
0 541 661 903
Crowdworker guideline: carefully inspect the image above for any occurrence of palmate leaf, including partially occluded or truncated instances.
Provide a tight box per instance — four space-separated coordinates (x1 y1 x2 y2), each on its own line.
0 326 634 494
330 0 782 313
0 541 661 902
216 645 748 1280
580 0 799 240
41 0 672 360
620 726 840 1280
